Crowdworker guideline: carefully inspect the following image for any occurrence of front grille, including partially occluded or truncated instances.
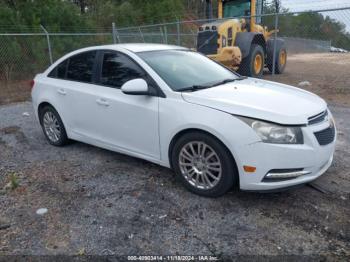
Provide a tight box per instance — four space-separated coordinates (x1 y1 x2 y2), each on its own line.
308 110 328 125
197 31 218 55
314 125 335 145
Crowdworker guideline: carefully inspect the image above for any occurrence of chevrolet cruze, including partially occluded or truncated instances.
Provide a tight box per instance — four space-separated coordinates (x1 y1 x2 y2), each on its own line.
31 44 336 197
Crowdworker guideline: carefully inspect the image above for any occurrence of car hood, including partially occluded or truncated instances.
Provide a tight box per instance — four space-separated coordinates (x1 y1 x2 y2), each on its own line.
181 78 327 125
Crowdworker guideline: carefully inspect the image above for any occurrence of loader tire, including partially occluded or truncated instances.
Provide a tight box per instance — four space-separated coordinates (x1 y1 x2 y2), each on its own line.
268 44 287 74
238 44 264 78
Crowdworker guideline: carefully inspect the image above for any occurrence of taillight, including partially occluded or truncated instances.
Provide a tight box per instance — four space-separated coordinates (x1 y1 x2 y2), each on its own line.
30 79 35 89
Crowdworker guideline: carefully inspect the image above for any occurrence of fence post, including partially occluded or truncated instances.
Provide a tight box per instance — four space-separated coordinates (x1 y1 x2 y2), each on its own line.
112 22 121 43
164 26 168 44
40 25 53 65
193 29 197 48
112 22 117 44
160 27 165 44
139 27 145 43
176 20 181 46
272 13 279 75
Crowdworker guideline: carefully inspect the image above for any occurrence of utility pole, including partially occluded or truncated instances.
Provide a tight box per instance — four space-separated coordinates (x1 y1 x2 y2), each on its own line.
205 0 213 19
275 0 281 13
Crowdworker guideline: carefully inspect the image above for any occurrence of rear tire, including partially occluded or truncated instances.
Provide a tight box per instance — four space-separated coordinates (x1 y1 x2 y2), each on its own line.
171 132 237 197
39 105 68 146
268 45 287 74
238 44 265 78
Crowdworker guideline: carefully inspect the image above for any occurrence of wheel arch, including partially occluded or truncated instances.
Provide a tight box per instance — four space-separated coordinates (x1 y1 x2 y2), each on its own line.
168 128 239 186
235 32 266 59
38 102 53 124
37 101 66 128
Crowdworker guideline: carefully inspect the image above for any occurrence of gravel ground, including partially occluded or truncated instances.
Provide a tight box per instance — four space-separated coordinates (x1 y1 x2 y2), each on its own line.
0 101 349 259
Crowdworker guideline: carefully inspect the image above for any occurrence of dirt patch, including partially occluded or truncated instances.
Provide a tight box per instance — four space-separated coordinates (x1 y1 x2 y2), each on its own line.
0 80 32 106
265 53 350 106
0 125 28 145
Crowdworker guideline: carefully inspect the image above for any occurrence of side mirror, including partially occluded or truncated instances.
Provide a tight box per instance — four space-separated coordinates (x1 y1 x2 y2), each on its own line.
121 78 149 95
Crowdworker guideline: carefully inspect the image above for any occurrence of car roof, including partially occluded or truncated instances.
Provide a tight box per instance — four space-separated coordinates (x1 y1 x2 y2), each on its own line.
44 43 189 75
81 43 188 53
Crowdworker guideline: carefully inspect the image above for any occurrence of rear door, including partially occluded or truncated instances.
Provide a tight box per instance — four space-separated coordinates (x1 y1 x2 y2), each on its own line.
46 58 72 128
59 50 102 139
45 52 98 136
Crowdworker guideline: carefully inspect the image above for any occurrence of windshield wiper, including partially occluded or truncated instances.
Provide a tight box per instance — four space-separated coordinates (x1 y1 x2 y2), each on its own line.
211 76 247 87
236 76 248 80
178 84 212 92
178 76 247 92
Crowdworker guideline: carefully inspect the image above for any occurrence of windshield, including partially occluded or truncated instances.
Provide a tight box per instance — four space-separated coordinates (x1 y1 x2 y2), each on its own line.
223 0 250 18
137 50 238 91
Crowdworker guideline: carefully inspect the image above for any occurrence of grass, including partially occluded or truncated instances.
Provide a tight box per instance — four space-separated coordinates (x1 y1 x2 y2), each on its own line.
8 173 19 190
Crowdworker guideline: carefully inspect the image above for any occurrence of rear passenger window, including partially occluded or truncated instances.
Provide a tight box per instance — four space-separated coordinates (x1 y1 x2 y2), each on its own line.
67 51 96 83
100 51 144 88
48 59 68 79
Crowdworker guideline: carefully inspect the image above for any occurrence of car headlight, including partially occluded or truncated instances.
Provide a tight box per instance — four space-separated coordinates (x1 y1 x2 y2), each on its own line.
238 117 304 144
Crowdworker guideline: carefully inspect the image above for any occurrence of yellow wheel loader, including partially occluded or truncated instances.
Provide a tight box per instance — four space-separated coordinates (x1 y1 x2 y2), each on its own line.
197 0 287 78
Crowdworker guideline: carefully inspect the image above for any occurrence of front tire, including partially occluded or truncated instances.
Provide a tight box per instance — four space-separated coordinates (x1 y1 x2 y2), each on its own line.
39 105 68 146
238 44 265 78
171 132 237 197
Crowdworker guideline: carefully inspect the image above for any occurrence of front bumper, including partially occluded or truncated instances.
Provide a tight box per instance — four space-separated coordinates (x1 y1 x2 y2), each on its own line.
236 116 336 191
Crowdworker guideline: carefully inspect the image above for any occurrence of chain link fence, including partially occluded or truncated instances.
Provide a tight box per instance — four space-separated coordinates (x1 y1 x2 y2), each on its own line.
0 6 350 104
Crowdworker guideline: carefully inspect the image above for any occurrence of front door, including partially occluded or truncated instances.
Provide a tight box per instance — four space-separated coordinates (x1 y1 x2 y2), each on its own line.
92 50 160 159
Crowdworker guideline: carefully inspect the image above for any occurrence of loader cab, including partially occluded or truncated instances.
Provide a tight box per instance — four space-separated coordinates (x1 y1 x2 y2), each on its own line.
219 0 264 25
222 0 251 18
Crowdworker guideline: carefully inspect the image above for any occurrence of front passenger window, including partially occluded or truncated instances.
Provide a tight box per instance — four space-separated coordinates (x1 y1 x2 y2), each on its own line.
100 52 144 88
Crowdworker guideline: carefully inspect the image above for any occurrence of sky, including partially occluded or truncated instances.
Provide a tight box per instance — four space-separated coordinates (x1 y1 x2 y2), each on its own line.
279 0 350 32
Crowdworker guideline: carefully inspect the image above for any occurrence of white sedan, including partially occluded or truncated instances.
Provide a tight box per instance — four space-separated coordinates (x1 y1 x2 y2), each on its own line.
31 44 336 197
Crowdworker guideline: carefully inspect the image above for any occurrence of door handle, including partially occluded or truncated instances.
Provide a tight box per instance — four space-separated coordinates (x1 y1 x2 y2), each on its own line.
57 88 66 95
96 98 110 107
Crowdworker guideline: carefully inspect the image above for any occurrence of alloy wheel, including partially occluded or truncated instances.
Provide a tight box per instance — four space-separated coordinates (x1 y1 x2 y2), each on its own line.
178 141 222 190
43 111 61 143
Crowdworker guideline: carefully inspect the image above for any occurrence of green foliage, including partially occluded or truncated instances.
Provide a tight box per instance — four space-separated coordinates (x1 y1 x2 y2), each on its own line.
9 173 19 190
0 36 21 81
0 0 91 32
277 13 349 50
82 0 185 28
0 0 186 31
0 0 187 81
262 3 350 50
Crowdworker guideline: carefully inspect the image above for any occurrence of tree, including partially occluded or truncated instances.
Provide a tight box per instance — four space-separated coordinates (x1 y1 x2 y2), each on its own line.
262 1 350 50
